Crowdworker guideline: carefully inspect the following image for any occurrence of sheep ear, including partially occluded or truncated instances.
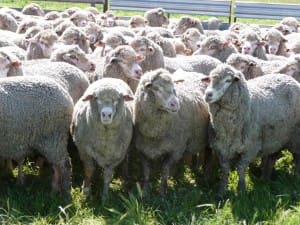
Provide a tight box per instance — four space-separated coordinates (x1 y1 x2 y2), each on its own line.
148 46 154 52
82 94 94 101
223 41 230 47
123 94 134 101
109 56 121 63
201 76 211 83
11 60 22 67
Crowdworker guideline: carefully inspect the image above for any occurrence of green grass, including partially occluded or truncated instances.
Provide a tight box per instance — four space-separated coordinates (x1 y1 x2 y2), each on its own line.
0 151 300 225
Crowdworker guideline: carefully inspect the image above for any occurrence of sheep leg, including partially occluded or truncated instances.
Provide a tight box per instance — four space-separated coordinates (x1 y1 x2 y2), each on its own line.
82 163 95 197
52 164 62 192
237 163 247 192
141 155 151 192
102 166 114 204
16 159 25 185
160 154 180 196
261 153 278 179
58 158 72 197
218 160 230 197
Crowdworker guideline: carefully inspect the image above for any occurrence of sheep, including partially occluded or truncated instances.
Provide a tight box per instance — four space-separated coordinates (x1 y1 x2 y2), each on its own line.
44 11 61 21
71 78 134 201
23 60 89 103
17 18 39 34
146 31 176 57
273 23 292 36
26 29 58 60
193 35 238 62
22 3 45 16
98 45 144 92
276 54 300 82
173 16 204 35
164 55 222 74
99 10 118 27
172 38 192 55
83 22 104 49
50 44 96 73
240 29 267 60
226 53 285 79
144 8 169 27
0 76 73 195
134 68 209 195
60 26 91 54
0 46 26 61
207 17 223 30
181 28 204 53
130 36 165 73
202 64 300 195
0 12 18 32
129 15 147 28
54 20 75 36
280 17 299 33
0 7 24 22
70 11 89 27
0 49 23 77
263 28 288 56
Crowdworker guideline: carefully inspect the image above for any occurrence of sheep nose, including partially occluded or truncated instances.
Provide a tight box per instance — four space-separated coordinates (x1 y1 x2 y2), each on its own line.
102 111 112 119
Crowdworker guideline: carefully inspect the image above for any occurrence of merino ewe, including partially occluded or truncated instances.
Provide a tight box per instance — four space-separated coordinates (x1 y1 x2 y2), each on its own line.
130 36 165 73
146 31 176 57
71 78 134 201
193 35 238 62
240 29 267 60
202 64 300 195
100 45 144 92
134 68 209 195
173 16 204 35
83 22 104 48
164 55 222 74
50 44 96 72
129 15 147 28
26 29 58 60
144 8 169 27
22 3 45 16
0 76 73 195
181 28 204 53
60 26 91 54
0 49 23 77
70 10 90 27
280 17 299 33
0 12 18 32
263 28 288 56
23 60 89 103
226 53 284 79
276 54 300 82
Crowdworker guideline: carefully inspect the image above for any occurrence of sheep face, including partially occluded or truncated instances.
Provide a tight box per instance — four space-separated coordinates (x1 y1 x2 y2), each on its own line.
0 52 21 78
277 57 300 76
38 33 58 58
144 74 180 113
108 46 144 80
130 38 156 57
84 88 132 125
203 66 240 104
70 12 88 27
55 46 95 72
129 15 147 28
193 36 226 56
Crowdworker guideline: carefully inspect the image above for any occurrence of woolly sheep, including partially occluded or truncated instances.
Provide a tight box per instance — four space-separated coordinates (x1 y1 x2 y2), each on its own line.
276 54 300 82
144 8 169 27
226 53 285 79
0 12 18 32
23 60 89 103
164 55 222 74
146 31 176 57
193 35 238 62
71 78 134 201
0 76 73 195
263 28 288 56
22 3 45 16
50 44 96 72
26 29 58 60
134 68 209 195
0 49 23 77
280 17 299 33
202 64 300 195
173 16 204 35
181 28 204 53
130 36 165 73
240 29 267 60
129 15 147 28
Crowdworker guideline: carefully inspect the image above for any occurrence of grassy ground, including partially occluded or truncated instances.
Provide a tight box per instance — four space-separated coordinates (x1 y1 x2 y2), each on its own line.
1 0 300 224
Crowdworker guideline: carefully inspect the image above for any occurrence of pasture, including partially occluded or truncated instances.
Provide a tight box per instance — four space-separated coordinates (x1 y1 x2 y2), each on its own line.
0 1 300 225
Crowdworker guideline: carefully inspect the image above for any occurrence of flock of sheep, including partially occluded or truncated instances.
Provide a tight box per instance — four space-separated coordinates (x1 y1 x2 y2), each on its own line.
0 3 300 201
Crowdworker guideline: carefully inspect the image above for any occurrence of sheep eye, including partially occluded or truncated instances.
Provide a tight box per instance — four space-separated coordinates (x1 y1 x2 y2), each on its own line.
70 55 77 60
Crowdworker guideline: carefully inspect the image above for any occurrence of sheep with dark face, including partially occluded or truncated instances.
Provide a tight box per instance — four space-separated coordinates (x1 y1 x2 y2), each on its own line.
134 68 209 195
71 78 134 201
203 64 300 195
